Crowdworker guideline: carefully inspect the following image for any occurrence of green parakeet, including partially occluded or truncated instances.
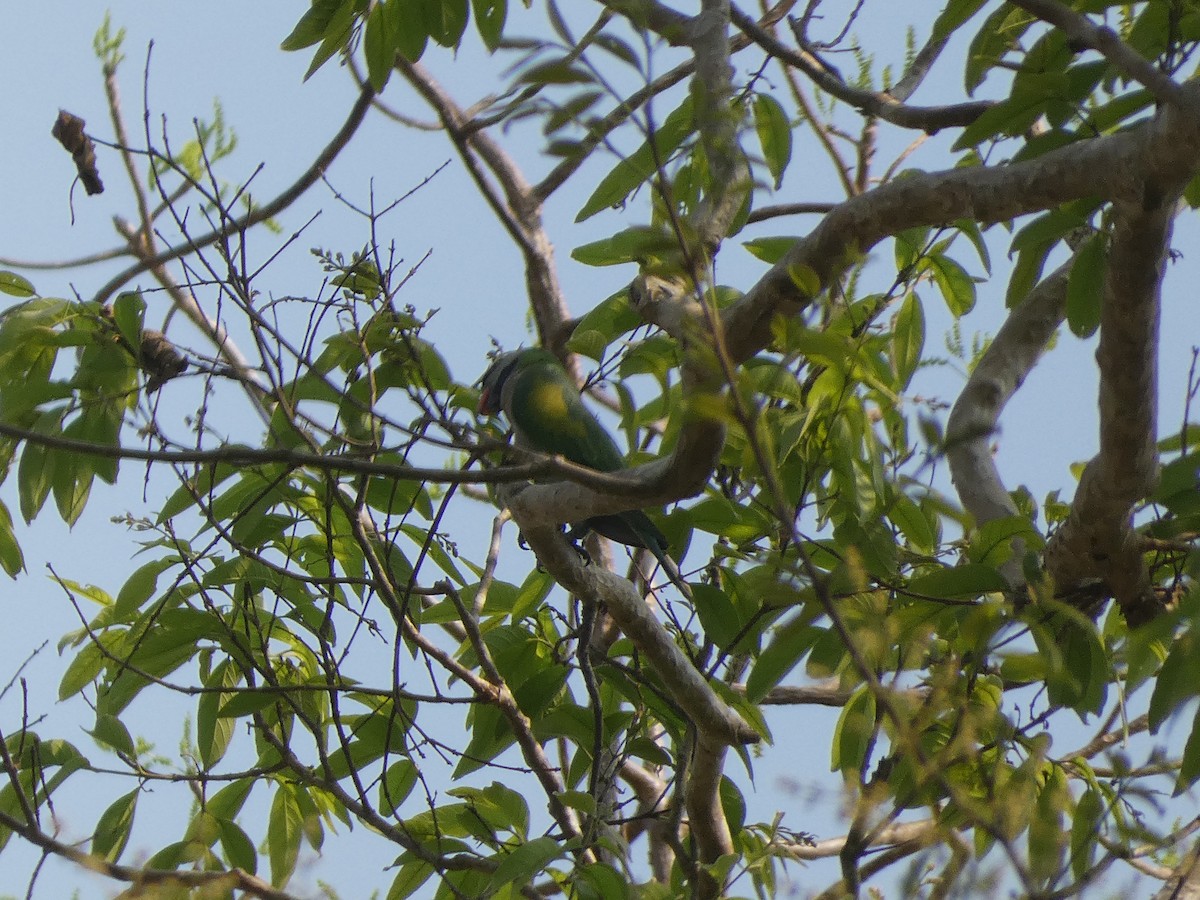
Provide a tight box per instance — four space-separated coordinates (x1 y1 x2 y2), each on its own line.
479 348 687 592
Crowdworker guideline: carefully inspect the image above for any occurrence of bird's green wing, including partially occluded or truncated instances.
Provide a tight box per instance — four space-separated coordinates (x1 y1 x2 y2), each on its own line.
506 352 627 471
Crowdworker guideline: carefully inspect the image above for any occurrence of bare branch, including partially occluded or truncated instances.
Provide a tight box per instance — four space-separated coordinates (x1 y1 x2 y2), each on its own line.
92 85 376 305
395 59 573 357
730 5 991 132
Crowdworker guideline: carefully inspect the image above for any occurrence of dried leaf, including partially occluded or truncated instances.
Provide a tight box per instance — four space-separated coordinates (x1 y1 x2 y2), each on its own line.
51 110 104 195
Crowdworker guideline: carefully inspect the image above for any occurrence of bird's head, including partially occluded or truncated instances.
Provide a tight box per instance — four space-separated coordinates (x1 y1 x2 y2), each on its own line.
477 350 523 416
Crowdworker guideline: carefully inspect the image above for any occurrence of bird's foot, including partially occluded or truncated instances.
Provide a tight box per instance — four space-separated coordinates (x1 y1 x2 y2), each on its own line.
563 524 592 566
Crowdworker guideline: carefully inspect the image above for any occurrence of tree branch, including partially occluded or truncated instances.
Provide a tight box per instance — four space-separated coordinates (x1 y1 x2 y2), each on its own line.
512 518 760 747
1046 197 1175 624
730 5 991 132
0 809 297 900
1008 0 1188 107
946 252 1073 584
721 82 1200 365
92 84 376 305
395 59 574 358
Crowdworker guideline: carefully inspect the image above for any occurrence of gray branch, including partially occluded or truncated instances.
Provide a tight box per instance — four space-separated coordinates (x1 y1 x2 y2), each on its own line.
1045 198 1176 624
946 254 1073 585
511 514 760 748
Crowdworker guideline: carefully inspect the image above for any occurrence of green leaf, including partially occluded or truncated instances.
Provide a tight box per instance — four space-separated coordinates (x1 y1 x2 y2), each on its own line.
1150 633 1199 730
565 289 641 359
89 713 135 756
422 0 469 47
745 616 822 702
379 758 418 816
891 292 925 390
298 0 356 81
922 253 976 316
742 236 799 265
0 500 25 577
933 0 988 40
207 779 255 822
1070 787 1103 881
472 0 506 51
1029 770 1068 883
752 93 792 188
0 271 36 298
831 685 876 774
907 563 1008 600
281 0 351 51
889 493 935 553
953 82 1049 149
112 291 146 352
965 6 1036 94
268 783 304 887
1066 233 1106 338
487 836 562 893
691 583 741 649
17 432 56 523
388 857 435 900
92 790 138 862
968 515 1043 568
1179 703 1200 793
577 96 694 222
387 0 428 62
571 226 682 268
197 661 241 768
218 818 258 873
59 642 104 701
364 2 396 92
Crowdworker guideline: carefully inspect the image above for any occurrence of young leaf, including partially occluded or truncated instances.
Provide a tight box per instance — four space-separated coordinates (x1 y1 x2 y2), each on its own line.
1066 232 1106 338
891 292 925 391
92 790 138 862
268 783 304 887
577 96 695 222
0 271 35 298
281 0 351 51
752 93 792 188
364 2 396 92
1069 787 1103 881
830 685 876 774
472 0 506 51
486 836 562 894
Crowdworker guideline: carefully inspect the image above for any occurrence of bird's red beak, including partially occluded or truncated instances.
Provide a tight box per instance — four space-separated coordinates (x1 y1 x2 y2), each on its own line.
478 386 497 416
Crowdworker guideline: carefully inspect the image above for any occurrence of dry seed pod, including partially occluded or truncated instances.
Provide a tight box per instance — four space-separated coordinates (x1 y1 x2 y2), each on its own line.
51 109 104 196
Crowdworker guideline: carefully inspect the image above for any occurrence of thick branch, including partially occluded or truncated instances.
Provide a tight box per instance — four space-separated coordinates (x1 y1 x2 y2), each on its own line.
686 740 733 899
721 83 1200 365
690 0 751 250
1045 198 1173 623
514 518 760 747
946 253 1073 584
1154 835 1200 900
